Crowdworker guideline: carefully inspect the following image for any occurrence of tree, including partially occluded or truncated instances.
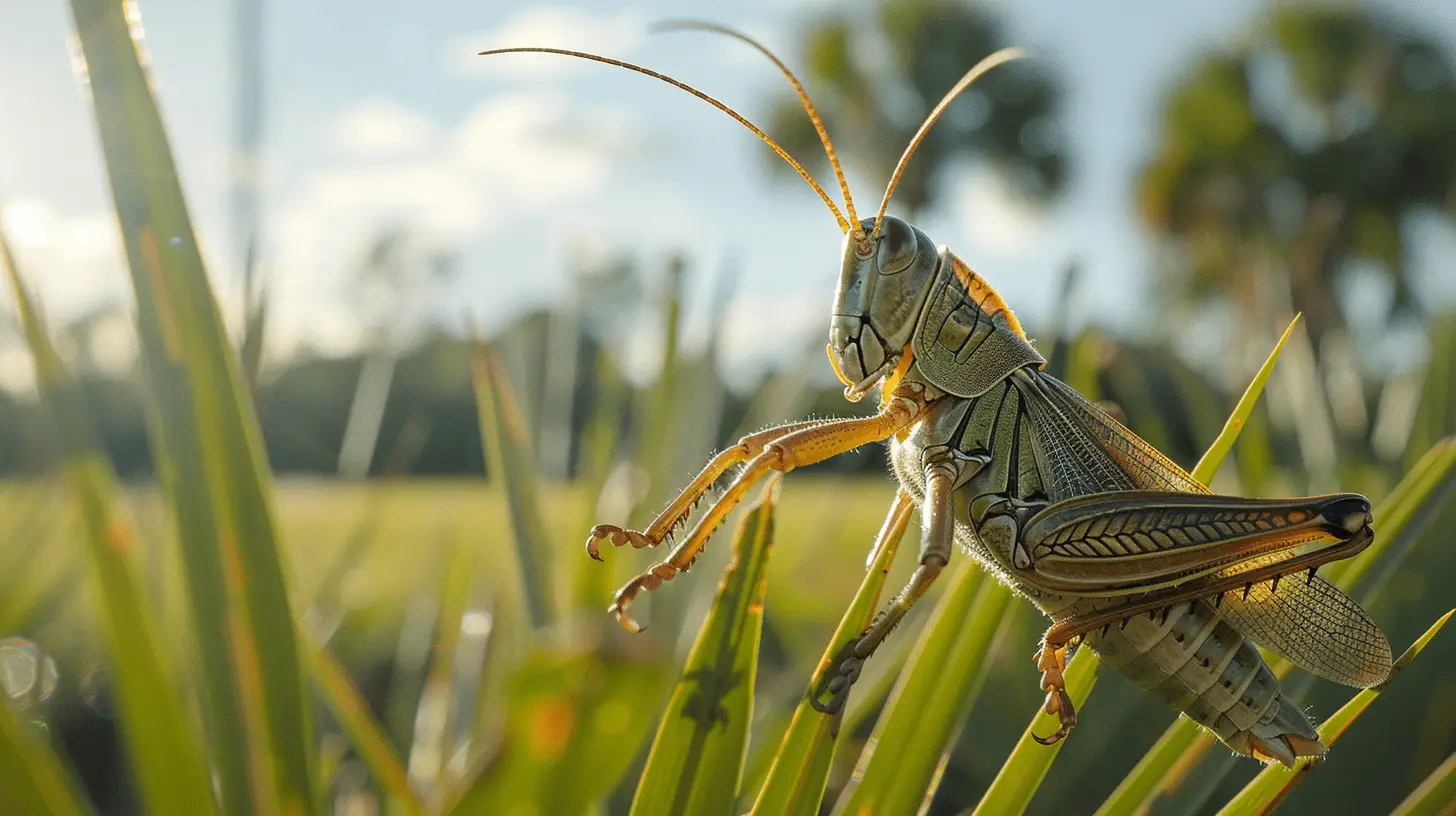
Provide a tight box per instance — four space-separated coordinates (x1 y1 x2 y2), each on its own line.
765 0 1067 219
1139 5 1456 348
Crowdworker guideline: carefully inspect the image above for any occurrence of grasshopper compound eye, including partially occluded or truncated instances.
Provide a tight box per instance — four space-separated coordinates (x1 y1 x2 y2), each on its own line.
876 216 917 275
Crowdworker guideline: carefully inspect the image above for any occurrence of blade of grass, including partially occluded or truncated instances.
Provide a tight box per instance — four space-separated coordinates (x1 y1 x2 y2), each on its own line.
972 648 1099 816
751 490 913 816
306 644 423 816
834 563 1014 813
407 539 475 802
0 702 88 816
572 350 627 612
1214 611 1453 816
1090 315 1302 816
3 224 216 814
1390 747 1456 816
471 339 557 629
629 476 781 816
1192 315 1300 484
69 1 315 810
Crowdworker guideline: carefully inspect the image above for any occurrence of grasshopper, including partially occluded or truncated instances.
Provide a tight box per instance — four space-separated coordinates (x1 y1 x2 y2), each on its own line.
481 23 1392 766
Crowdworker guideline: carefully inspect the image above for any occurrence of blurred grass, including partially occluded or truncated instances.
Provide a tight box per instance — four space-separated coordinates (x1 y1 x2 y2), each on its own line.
4 219 216 815
70 0 313 809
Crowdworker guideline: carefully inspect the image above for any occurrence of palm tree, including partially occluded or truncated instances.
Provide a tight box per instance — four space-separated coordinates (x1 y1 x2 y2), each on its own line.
1138 5 1456 348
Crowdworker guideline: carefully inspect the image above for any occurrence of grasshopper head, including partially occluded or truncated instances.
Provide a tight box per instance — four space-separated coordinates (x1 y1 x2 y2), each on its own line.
828 215 939 401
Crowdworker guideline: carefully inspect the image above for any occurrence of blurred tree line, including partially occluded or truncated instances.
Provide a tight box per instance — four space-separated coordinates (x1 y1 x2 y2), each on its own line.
1 3 1452 490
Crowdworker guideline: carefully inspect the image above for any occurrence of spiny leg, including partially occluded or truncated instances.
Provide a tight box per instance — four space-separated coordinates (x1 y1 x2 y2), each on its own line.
608 390 923 631
813 458 956 713
585 419 823 559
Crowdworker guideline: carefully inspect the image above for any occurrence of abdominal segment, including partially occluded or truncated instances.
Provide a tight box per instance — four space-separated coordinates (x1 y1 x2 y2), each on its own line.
1082 597 1325 765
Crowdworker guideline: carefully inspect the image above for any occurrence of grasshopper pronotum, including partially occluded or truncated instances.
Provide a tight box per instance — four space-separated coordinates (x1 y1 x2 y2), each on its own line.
481 23 1392 766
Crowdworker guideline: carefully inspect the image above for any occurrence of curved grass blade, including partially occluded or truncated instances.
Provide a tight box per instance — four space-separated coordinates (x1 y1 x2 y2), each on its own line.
1090 315 1304 816
1191 314 1300 485
0 703 87 816
69 1 315 809
2 227 216 814
1390 746 1456 816
471 340 557 629
1096 437 1456 816
835 562 1014 813
307 645 422 815
751 490 913 816
972 648 1099 816
629 477 781 816
1214 610 1453 816
407 539 476 801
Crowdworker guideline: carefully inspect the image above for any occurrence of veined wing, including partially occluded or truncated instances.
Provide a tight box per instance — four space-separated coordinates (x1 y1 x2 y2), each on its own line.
1019 371 1208 497
1023 372 1391 685
1210 559 1392 688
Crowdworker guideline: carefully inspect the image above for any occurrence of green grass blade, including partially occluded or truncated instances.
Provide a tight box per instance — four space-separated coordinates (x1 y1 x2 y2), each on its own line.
1322 437 1456 592
307 645 423 815
972 648 1100 816
1192 314 1300 485
1390 747 1456 816
836 561 1014 813
2 227 216 814
1214 610 1454 816
1094 316 1302 816
629 477 781 816
751 491 913 816
471 340 557 629
0 702 88 816
69 1 315 810
407 539 476 800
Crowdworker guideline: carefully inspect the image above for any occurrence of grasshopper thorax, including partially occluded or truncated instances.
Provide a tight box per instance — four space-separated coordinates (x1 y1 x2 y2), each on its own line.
828 216 940 401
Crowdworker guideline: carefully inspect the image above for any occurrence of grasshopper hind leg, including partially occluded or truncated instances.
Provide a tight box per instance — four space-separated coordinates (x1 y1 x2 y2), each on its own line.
1031 638 1077 745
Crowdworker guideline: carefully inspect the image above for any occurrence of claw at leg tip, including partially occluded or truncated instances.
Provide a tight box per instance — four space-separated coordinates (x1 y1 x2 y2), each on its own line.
608 605 643 633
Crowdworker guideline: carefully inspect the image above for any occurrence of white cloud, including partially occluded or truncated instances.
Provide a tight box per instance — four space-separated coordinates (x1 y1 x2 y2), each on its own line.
268 91 640 355
330 100 437 157
0 198 129 317
952 168 1048 255
453 94 634 205
452 7 645 79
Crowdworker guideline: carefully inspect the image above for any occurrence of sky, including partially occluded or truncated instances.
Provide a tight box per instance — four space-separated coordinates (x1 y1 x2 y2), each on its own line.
2 0 1455 390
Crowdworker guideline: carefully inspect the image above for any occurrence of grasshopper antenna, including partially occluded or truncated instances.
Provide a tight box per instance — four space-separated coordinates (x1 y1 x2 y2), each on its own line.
873 47 1029 238
654 21 864 244
479 46 852 234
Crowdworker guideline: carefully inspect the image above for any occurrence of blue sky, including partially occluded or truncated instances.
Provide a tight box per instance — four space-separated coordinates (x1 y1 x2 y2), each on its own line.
2 0 1454 387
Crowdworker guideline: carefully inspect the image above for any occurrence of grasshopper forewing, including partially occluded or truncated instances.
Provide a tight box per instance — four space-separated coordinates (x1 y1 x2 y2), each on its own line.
480 22 1392 767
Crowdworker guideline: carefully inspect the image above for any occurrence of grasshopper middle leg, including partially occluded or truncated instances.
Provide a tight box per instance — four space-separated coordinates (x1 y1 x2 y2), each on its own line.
813 457 957 713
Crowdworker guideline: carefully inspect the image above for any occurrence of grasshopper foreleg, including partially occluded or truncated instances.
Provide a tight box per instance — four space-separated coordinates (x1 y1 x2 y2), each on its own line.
813 456 957 714
606 389 924 631
585 419 825 559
